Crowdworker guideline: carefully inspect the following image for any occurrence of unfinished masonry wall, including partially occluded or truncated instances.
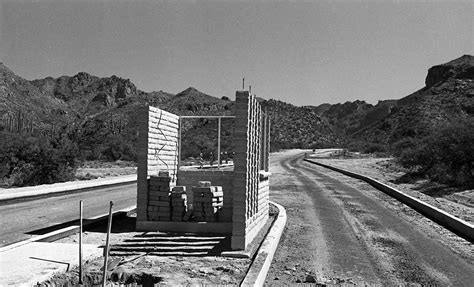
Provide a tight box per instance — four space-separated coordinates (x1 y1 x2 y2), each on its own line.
136 106 179 222
232 91 270 250
136 92 271 250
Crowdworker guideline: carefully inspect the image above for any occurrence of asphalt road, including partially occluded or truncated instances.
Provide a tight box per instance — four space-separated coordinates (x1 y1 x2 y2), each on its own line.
0 183 137 247
266 150 474 286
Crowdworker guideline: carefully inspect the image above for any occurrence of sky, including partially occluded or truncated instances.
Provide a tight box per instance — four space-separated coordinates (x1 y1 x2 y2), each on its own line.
0 0 472 106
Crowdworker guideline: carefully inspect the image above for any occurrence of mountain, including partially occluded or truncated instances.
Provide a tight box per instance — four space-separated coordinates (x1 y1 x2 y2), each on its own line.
262 99 337 149
161 87 233 116
350 55 474 146
0 62 73 128
1 54 472 158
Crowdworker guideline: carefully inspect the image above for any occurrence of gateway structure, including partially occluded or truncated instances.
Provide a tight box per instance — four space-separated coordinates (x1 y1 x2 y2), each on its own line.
136 91 270 250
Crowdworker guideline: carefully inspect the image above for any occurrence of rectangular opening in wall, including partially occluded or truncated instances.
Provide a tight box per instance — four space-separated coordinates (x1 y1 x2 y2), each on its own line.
179 116 235 170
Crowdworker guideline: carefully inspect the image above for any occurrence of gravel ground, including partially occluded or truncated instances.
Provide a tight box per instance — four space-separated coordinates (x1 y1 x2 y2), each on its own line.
309 156 473 223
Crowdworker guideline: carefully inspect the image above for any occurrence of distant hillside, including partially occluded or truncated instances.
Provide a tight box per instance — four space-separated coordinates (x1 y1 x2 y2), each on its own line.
351 55 474 146
1 54 472 158
262 99 337 149
0 65 338 158
0 63 73 129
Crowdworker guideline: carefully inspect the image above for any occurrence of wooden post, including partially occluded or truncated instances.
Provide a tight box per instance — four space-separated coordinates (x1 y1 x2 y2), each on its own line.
79 200 83 284
102 201 114 287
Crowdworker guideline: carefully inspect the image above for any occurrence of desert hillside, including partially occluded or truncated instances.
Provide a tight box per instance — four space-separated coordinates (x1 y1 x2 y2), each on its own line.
1 54 472 156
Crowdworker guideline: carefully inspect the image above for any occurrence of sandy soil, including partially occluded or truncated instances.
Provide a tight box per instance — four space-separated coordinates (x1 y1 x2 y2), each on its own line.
307 154 473 223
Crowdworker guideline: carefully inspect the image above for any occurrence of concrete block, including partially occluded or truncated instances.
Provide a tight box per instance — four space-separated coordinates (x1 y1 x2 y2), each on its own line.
158 171 170 177
198 181 212 187
156 201 171 207
172 186 186 192
148 191 170 197
192 187 212 193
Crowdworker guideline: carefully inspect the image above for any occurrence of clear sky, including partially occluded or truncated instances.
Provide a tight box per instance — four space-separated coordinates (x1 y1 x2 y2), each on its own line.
1 0 472 106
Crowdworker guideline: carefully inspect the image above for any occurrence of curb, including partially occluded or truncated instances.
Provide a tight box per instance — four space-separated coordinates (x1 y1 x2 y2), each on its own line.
241 201 287 287
0 205 136 253
0 175 137 202
304 158 474 242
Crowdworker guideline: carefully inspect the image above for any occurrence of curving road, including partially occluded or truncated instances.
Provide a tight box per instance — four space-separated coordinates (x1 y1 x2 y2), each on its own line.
266 150 474 286
0 183 136 247
1 151 473 285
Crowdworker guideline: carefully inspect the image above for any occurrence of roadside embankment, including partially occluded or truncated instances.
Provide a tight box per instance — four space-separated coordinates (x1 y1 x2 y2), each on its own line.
304 158 474 242
0 174 137 202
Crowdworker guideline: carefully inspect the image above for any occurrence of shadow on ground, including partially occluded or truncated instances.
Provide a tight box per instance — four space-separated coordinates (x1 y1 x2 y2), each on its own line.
26 212 135 235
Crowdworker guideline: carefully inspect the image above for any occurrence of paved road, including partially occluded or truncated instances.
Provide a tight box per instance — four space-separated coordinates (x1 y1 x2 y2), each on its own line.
266 150 474 286
0 183 136 247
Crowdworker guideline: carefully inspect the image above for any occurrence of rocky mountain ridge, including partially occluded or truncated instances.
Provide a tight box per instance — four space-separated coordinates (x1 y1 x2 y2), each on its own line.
1 54 472 153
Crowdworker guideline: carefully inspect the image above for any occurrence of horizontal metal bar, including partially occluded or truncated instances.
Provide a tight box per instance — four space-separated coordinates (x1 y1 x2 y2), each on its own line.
179 116 236 119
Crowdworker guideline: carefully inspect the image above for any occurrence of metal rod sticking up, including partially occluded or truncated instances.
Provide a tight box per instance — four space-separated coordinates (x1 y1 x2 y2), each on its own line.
178 118 182 169
102 201 114 287
217 117 221 169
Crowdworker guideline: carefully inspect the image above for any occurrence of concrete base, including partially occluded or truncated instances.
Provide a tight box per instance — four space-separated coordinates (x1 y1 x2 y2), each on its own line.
0 242 101 286
241 201 287 286
136 221 233 234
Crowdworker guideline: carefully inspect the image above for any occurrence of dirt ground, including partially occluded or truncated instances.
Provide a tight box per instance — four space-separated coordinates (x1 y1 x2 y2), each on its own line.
266 150 473 286
309 154 473 223
42 205 277 286
33 150 474 285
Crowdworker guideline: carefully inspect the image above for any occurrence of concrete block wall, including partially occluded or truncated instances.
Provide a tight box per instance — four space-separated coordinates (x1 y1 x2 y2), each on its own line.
136 93 270 249
137 106 179 222
232 91 270 250
177 170 234 222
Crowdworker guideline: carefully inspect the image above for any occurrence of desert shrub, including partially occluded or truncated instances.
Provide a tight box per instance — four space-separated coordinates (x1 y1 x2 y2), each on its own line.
362 142 387 154
71 117 138 162
392 118 474 187
102 134 136 161
346 140 387 154
0 132 79 187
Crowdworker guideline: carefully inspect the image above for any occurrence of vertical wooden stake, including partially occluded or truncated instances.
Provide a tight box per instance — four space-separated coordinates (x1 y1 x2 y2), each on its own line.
102 201 114 287
79 200 83 285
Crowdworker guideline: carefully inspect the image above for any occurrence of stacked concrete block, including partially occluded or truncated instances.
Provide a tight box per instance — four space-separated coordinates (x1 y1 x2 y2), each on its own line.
192 181 224 222
171 186 187 221
176 170 233 222
147 174 171 221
